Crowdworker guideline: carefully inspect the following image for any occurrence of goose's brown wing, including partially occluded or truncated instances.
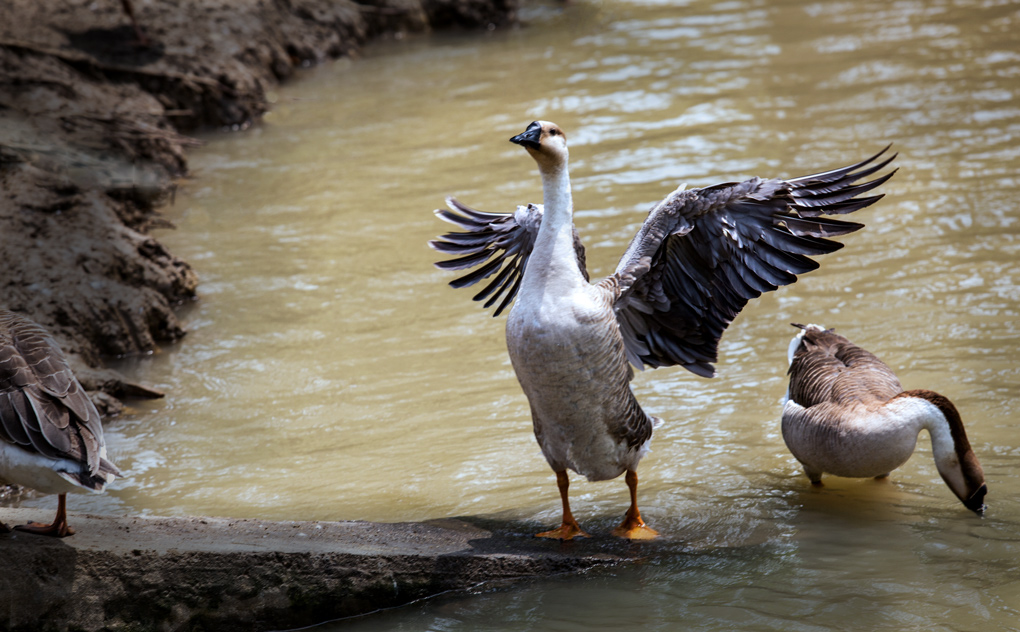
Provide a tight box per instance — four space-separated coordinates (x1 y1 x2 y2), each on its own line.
430 197 588 316
0 311 112 478
787 324 903 407
608 147 896 377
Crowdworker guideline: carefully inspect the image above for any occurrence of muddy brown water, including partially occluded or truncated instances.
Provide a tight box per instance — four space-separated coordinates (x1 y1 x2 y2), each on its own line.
27 0 1020 628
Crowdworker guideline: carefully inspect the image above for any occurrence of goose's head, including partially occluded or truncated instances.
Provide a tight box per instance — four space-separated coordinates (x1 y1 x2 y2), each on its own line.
923 393 988 514
510 121 569 170
940 441 987 514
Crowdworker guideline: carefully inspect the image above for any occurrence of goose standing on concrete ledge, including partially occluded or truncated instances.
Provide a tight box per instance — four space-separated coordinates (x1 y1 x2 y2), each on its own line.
782 323 987 513
431 121 896 539
0 310 121 537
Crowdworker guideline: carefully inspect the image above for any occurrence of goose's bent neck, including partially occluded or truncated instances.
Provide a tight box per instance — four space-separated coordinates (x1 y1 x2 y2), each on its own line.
887 390 964 466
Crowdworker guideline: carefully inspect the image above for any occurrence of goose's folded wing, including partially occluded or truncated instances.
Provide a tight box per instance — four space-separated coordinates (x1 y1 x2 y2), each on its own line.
787 324 903 406
429 197 588 316
608 147 896 377
0 311 106 474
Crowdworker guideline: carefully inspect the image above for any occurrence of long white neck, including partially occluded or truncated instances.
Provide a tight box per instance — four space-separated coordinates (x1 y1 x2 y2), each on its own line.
523 162 585 289
536 164 574 248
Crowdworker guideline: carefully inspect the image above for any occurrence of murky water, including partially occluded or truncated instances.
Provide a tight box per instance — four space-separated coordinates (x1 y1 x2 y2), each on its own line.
24 0 1020 628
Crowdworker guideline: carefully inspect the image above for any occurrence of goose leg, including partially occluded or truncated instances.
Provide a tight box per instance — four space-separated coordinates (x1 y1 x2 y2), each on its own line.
120 0 150 47
15 493 75 538
804 466 824 486
612 469 658 540
536 470 589 540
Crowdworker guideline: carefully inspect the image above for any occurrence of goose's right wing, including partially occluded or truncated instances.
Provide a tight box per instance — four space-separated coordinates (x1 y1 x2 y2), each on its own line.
787 324 903 407
430 197 588 316
607 146 896 377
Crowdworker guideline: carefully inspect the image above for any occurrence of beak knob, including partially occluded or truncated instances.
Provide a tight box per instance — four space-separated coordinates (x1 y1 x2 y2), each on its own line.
510 122 542 149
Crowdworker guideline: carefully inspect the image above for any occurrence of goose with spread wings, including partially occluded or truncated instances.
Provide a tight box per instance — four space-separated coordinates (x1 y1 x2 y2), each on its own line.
0 310 121 537
430 121 896 540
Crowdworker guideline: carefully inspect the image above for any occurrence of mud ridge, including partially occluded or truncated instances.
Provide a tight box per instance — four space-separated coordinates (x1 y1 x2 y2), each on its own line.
0 3 546 629
0 0 518 413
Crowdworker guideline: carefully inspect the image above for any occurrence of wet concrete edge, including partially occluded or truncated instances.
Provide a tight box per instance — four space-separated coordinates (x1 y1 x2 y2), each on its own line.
0 510 634 631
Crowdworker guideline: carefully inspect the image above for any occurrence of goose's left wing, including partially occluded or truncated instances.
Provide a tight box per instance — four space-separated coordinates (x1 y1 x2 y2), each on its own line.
607 147 896 377
430 197 588 316
0 311 108 475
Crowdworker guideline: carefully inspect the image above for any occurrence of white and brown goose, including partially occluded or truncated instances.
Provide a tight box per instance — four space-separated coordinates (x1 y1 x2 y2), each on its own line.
0 310 121 537
431 121 896 539
782 323 987 513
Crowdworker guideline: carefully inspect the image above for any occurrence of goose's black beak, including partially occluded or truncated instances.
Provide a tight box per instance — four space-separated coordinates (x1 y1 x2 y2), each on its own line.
510 122 542 149
964 483 987 514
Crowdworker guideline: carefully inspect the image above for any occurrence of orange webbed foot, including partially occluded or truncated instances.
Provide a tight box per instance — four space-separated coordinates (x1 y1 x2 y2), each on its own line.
612 469 658 540
15 521 75 538
612 524 658 540
612 515 658 540
16 494 75 537
535 522 590 541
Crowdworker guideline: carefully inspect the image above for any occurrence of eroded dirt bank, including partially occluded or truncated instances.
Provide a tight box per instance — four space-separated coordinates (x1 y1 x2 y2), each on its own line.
0 0 517 412
0 2 610 630
0 509 632 632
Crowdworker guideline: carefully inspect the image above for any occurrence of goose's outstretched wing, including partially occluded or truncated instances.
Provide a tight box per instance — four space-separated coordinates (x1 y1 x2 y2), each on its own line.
786 324 902 408
0 311 118 482
608 147 896 377
429 197 589 316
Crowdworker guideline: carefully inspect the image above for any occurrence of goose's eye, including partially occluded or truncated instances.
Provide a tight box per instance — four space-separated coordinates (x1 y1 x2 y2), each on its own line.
548 129 559 136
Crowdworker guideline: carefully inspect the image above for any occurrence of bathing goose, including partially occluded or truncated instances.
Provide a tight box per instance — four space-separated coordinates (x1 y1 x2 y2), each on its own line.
431 121 896 539
782 323 986 513
0 310 121 537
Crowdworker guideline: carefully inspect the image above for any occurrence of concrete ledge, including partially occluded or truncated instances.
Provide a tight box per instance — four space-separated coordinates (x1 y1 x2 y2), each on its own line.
0 510 635 631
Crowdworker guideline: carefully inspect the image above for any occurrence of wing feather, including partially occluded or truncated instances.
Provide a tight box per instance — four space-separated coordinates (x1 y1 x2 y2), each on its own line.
787 324 903 407
0 310 114 479
431 198 589 316
612 147 896 375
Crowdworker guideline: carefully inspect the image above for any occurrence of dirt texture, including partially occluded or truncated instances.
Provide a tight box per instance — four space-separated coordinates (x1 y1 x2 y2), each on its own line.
0 0 518 414
0 3 547 629
0 509 633 631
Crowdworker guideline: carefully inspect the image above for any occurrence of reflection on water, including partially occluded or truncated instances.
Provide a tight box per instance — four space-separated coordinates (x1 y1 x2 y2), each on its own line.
20 0 1020 628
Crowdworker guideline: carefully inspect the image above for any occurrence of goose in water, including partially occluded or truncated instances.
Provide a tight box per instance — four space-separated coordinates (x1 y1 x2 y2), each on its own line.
782 323 987 513
431 121 896 539
0 310 121 537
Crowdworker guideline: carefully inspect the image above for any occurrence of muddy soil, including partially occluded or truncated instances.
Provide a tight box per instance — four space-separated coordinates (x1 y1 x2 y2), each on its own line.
0 7 653 630
0 0 517 413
